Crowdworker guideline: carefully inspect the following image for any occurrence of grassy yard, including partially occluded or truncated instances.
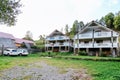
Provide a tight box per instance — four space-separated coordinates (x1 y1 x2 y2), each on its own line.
0 53 120 80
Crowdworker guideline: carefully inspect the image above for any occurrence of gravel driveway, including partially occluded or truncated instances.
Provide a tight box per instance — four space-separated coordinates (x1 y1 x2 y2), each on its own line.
0 61 92 80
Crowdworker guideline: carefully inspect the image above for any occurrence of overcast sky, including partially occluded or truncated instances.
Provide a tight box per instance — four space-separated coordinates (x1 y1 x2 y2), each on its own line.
0 0 120 40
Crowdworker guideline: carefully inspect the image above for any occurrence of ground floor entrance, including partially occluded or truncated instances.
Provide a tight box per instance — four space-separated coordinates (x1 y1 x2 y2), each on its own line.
74 48 119 57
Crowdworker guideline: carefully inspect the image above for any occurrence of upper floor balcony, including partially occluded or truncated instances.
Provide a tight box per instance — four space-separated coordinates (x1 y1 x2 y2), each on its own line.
74 43 93 48
45 42 72 47
46 36 69 41
94 32 111 38
74 32 118 39
74 34 92 39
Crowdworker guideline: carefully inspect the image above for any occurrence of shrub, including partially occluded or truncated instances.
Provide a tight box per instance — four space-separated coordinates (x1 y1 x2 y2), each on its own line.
78 51 87 56
59 52 73 56
101 52 107 57
39 52 57 57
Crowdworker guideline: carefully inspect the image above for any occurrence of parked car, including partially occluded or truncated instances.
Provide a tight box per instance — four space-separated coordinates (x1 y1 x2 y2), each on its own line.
17 49 29 56
3 48 18 56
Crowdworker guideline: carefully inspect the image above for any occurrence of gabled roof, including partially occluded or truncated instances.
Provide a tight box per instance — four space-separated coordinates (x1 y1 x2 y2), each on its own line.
78 21 112 34
48 29 64 37
0 32 15 39
15 38 34 44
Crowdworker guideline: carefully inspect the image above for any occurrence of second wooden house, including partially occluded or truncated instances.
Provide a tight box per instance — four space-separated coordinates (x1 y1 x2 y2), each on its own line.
45 30 72 52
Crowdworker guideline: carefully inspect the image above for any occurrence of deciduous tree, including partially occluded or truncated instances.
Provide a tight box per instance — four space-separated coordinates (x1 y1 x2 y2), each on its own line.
104 12 114 28
114 12 120 30
23 31 33 41
0 0 22 26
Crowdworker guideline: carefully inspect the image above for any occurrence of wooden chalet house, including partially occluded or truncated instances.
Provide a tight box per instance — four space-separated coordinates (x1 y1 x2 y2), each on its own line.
74 21 120 57
45 30 72 52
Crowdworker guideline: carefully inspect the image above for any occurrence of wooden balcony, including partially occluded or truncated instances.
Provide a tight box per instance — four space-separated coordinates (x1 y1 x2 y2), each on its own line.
74 42 118 48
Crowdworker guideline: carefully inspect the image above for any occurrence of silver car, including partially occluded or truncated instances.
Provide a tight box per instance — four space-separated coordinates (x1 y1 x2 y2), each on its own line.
3 48 18 56
17 49 29 56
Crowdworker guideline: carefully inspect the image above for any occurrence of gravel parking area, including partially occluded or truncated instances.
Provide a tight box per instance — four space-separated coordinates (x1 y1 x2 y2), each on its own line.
0 61 91 80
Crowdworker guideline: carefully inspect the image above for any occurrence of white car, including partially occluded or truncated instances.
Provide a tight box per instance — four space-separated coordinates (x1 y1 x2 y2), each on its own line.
17 49 29 56
3 48 18 56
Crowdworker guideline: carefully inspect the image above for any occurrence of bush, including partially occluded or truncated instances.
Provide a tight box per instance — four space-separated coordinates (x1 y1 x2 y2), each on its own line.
39 52 57 57
39 52 73 57
101 52 107 57
78 51 87 56
59 52 73 56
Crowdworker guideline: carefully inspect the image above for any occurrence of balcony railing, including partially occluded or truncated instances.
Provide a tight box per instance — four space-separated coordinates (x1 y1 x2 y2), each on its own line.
75 34 92 39
94 32 111 38
74 32 118 39
74 43 93 48
47 36 69 40
45 42 71 47
74 42 118 48
94 43 112 48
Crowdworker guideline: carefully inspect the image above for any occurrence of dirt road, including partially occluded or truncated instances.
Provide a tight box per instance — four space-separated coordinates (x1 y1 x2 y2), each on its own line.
0 61 91 80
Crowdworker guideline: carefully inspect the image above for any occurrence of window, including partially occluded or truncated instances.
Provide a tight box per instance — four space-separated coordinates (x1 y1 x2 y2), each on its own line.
50 37 54 39
84 41 89 44
59 36 63 39
96 40 103 43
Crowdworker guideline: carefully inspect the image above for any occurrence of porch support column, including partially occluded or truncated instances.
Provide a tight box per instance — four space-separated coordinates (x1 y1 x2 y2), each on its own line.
111 31 115 57
68 46 70 52
51 45 53 52
74 38 76 55
68 39 70 52
99 48 102 56
47 47 49 52
92 29 95 48
59 45 61 52
111 48 116 57
78 39 79 53
116 48 119 57
65 46 66 52
45 47 47 52
86 48 89 55
117 42 119 56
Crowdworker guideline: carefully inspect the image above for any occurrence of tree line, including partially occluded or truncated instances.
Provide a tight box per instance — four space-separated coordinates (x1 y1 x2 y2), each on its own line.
64 10 120 38
34 10 120 49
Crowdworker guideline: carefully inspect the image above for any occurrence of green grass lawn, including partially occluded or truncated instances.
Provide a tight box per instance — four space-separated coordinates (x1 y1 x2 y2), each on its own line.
0 53 120 80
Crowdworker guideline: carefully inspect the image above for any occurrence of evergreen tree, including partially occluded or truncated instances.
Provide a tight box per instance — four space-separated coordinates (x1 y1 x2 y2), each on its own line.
65 24 69 36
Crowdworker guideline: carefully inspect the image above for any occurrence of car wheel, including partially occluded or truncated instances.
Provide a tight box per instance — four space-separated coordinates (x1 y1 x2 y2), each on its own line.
19 53 22 56
7 53 10 56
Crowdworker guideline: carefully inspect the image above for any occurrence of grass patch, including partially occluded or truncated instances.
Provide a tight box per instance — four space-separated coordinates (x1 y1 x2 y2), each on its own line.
0 53 120 80
54 55 120 61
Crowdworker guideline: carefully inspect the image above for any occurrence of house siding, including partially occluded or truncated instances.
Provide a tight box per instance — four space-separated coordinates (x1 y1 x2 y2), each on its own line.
73 21 119 57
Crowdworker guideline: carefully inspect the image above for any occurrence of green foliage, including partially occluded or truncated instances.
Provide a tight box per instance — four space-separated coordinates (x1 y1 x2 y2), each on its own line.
78 51 87 56
0 0 21 26
114 15 120 30
39 52 57 57
65 24 69 36
100 52 107 57
39 52 73 57
70 20 78 36
35 39 45 48
23 31 33 41
104 12 114 28
79 21 84 29
58 52 73 56
0 53 120 80
86 61 120 80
